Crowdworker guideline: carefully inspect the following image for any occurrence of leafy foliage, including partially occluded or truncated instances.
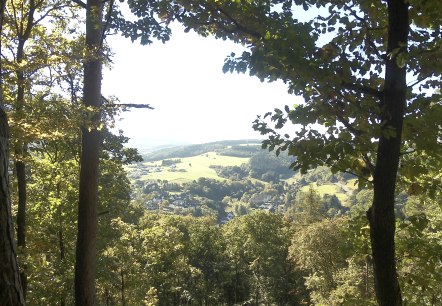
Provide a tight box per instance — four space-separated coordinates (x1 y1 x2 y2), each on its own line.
155 1 441 303
1 0 442 304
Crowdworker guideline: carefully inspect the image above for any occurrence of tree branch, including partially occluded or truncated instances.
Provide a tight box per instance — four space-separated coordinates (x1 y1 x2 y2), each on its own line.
326 160 373 184
22 0 36 40
33 4 69 26
100 0 114 48
215 6 261 39
345 4 386 60
71 0 86 9
108 103 154 109
10 0 20 35
362 153 375 174
341 82 383 100
335 111 363 136
407 74 432 88
101 95 154 109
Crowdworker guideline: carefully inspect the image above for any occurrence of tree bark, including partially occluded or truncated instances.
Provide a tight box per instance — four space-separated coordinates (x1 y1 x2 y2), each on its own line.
0 109 25 306
0 112 25 305
367 0 409 305
0 0 25 302
15 158 27 298
74 0 103 304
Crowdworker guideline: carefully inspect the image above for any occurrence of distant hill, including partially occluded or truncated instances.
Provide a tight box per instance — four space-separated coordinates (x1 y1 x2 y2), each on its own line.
127 139 359 222
126 138 191 155
127 139 296 185
141 139 263 161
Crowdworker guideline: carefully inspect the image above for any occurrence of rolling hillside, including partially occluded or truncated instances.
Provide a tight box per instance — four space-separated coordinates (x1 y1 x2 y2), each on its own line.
127 140 359 212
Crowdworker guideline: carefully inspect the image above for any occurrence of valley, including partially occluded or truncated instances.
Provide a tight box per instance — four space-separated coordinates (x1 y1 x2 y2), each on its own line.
126 140 360 222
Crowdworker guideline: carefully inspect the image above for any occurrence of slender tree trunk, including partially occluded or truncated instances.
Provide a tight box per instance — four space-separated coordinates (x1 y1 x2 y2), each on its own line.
120 270 126 306
14 1 37 296
74 0 103 304
15 47 28 266
15 156 27 298
56 182 66 306
15 73 28 298
367 1 409 305
0 1 25 302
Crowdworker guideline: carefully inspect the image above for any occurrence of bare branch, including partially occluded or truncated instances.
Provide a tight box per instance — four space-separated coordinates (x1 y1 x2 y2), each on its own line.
407 74 433 88
109 103 154 110
101 95 154 109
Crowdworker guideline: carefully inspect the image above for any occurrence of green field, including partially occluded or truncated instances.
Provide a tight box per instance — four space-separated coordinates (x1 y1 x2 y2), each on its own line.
139 152 249 183
126 142 358 205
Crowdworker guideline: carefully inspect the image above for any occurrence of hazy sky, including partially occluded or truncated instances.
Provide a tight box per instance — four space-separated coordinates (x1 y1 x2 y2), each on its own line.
102 23 303 145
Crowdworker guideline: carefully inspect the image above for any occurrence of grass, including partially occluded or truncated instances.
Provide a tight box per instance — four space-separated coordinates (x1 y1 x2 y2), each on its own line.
301 182 339 194
345 178 359 189
139 152 249 183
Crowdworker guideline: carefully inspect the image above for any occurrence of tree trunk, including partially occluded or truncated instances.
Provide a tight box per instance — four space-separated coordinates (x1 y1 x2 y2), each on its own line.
15 157 27 298
0 0 25 302
367 1 409 305
0 110 26 306
74 0 103 304
15 73 28 298
120 270 126 306
14 0 37 297
57 182 66 306
15 48 28 270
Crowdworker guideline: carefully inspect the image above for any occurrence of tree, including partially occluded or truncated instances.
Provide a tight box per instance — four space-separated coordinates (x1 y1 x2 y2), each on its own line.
397 196 442 304
1 0 81 297
74 0 104 303
0 0 25 302
164 1 442 304
186 217 228 305
73 0 173 301
23 120 142 304
138 214 193 305
0 105 25 306
287 185 325 224
223 211 307 305
25 137 79 305
290 216 375 305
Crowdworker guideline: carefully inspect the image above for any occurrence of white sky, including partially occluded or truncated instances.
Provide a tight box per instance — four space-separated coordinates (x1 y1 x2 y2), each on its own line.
102 23 303 145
